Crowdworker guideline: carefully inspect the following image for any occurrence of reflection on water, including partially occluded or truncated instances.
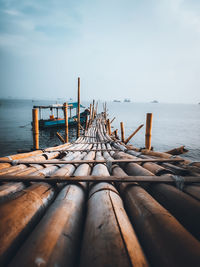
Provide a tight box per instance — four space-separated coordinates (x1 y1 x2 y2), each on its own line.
0 99 199 161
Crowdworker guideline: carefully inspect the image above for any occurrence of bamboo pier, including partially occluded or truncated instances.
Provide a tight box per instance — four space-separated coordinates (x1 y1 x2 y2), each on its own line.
1 104 200 267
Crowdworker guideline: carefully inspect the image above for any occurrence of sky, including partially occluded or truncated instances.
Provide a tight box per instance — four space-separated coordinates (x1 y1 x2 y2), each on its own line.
0 0 200 103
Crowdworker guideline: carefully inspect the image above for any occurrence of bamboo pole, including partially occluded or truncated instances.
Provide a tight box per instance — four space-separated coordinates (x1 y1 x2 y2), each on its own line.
120 122 125 143
104 102 107 120
64 102 68 143
110 117 116 124
85 114 88 131
56 132 65 144
114 129 118 139
92 99 95 121
80 165 148 267
0 183 55 266
32 108 39 150
107 119 111 135
89 104 92 125
145 113 153 150
77 77 80 138
124 124 144 144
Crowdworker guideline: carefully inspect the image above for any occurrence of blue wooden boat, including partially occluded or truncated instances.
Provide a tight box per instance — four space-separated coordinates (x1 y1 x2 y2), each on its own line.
33 102 89 129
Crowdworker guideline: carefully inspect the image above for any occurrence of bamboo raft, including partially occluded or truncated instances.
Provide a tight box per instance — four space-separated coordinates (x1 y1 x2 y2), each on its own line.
1 103 200 266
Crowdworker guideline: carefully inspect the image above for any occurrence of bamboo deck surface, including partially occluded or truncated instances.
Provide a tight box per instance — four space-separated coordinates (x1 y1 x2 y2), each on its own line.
0 113 200 267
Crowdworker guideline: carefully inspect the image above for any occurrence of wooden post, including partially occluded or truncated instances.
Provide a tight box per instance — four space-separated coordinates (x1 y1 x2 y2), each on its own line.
114 129 118 139
95 102 98 115
104 102 107 120
32 108 39 150
92 99 95 121
107 119 111 135
120 122 125 143
77 77 80 138
89 104 92 125
85 115 88 131
145 113 153 150
64 103 68 143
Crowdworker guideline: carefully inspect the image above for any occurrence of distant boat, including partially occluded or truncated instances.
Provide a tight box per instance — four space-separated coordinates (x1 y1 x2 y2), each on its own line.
113 100 121 103
124 98 131 103
151 100 159 103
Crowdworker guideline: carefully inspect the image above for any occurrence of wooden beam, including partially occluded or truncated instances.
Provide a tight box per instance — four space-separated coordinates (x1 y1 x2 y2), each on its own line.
0 175 198 183
0 158 184 165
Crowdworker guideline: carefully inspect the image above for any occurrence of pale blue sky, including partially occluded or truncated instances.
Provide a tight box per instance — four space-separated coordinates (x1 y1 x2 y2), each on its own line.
0 0 200 103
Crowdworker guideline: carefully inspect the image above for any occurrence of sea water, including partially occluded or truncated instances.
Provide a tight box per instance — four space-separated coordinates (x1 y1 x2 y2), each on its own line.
0 99 199 161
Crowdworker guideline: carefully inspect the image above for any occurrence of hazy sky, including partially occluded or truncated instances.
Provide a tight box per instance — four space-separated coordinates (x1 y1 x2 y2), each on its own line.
0 0 200 103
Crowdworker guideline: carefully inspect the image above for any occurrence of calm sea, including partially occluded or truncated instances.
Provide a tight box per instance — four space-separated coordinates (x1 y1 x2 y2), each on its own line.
0 99 199 161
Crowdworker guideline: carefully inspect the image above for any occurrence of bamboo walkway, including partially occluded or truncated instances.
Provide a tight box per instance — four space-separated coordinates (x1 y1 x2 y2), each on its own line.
1 113 200 266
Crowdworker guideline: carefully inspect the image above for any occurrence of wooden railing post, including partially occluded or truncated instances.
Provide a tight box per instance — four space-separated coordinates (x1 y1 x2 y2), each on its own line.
64 102 68 143
89 104 92 125
92 99 95 121
32 108 39 150
145 113 153 150
77 77 80 138
120 122 125 143
107 119 111 135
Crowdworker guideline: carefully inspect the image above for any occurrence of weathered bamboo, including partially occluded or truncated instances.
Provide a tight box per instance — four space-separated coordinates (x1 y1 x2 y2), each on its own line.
110 117 116 124
145 113 152 150
56 132 65 143
85 114 88 131
0 158 184 166
32 108 39 150
89 103 92 125
183 184 200 201
124 124 144 144
77 77 80 138
92 99 95 121
107 119 111 135
112 165 200 267
0 182 25 204
9 151 92 267
0 175 200 184
80 170 148 267
114 151 200 241
114 129 118 139
120 122 125 143
148 181 200 240
165 145 188 155
64 102 68 143
0 183 55 266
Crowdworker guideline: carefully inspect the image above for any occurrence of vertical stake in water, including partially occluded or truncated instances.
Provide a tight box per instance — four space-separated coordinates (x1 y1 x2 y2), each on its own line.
64 102 68 143
107 119 111 135
77 77 81 138
92 99 95 121
120 122 125 143
85 114 88 131
32 108 39 150
145 113 153 150
89 103 92 126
